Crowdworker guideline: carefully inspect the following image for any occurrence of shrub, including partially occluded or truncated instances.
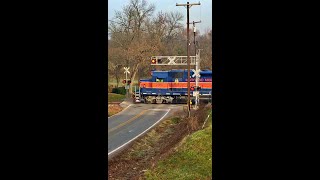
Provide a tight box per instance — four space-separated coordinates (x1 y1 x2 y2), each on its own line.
111 87 126 95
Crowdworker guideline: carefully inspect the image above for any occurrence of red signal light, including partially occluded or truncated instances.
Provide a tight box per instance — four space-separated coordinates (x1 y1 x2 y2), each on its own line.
151 57 157 64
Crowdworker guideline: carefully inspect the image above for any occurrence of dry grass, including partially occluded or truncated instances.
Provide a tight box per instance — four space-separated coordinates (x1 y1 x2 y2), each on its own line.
145 109 213 180
108 106 213 180
108 104 123 117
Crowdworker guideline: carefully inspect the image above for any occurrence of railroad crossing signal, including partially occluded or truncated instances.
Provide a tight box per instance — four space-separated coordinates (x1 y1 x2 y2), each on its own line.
151 58 156 64
124 67 130 74
122 79 131 84
192 69 201 78
124 67 130 98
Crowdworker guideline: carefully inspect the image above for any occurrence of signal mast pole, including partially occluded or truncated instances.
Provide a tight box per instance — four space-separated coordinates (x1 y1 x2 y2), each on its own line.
189 21 201 109
176 1 201 118
189 20 201 56
124 67 130 98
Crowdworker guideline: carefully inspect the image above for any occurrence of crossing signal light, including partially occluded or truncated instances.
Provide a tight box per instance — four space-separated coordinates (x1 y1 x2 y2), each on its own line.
122 79 126 84
191 86 201 91
151 58 156 64
128 80 131 84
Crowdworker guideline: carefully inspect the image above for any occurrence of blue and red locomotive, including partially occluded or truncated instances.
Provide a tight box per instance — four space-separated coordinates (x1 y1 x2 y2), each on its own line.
135 69 212 103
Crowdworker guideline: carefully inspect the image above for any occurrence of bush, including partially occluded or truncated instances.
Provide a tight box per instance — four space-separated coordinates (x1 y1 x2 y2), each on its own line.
112 87 126 95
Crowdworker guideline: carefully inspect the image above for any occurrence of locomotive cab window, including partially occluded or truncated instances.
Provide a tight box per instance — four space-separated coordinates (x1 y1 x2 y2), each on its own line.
171 72 183 79
171 72 184 79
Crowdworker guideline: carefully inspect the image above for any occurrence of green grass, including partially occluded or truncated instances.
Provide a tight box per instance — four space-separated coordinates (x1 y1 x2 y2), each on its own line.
145 110 212 180
108 93 125 102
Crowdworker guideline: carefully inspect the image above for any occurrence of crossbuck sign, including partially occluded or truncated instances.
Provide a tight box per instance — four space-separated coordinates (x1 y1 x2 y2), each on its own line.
123 67 130 96
124 67 130 74
192 69 201 78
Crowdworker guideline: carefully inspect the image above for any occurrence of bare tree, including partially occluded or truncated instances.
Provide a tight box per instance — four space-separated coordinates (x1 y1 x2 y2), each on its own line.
109 0 156 93
108 0 212 94
198 29 212 69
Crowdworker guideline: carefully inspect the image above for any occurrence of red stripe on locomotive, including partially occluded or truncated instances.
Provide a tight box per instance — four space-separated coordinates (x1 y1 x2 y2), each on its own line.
140 82 212 89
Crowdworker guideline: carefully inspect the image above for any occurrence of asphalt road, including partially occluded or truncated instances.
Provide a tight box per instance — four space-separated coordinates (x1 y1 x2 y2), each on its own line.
108 103 184 158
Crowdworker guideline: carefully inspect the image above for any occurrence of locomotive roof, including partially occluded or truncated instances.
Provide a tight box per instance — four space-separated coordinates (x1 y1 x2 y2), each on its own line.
200 70 212 75
153 69 212 75
152 69 212 73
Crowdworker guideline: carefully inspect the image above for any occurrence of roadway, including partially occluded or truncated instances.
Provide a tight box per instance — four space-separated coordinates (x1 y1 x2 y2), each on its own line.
108 103 184 159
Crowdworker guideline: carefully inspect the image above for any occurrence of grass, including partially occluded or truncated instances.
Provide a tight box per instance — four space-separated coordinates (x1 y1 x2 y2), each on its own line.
108 93 125 116
108 105 122 117
144 110 212 180
108 93 125 102
125 117 179 160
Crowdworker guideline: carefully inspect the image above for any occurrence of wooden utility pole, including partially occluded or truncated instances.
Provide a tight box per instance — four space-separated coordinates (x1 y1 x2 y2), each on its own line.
176 1 201 117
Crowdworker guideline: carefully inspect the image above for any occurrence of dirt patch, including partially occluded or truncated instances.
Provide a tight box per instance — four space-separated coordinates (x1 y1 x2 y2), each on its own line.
108 105 211 179
108 104 123 117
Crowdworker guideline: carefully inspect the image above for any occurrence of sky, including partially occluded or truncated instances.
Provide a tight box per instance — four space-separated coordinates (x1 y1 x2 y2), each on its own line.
108 0 212 34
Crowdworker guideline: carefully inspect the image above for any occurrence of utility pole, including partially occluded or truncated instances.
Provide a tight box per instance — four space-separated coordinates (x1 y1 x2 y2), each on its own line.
176 1 201 117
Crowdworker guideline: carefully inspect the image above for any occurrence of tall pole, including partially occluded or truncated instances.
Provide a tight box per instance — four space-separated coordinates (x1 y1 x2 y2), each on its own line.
194 22 196 56
189 21 201 109
187 2 190 117
177 1 201 117
189 20 201 56
124 67 130 98
125 71 128 97
196 50 201 107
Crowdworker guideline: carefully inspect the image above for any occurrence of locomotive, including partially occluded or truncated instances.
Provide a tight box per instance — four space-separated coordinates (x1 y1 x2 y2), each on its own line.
135 69 212 104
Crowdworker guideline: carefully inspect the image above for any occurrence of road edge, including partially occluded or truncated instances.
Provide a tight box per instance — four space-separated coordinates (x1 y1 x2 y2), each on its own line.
108 109 171 157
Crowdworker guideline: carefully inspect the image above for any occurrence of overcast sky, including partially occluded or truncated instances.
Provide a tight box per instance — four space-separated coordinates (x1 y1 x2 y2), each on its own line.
108 0 212 34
